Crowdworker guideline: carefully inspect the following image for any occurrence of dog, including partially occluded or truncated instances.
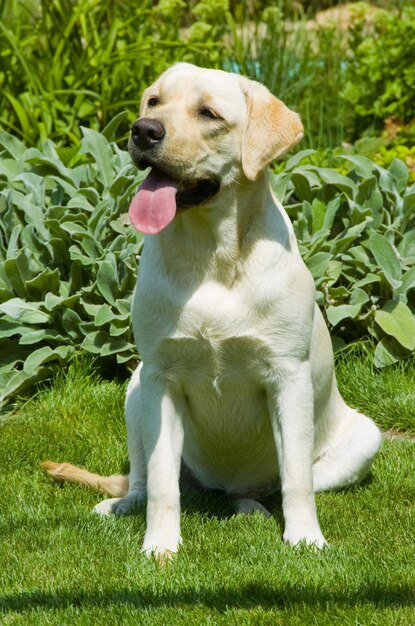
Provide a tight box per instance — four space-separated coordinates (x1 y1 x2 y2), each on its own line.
43 63 382 559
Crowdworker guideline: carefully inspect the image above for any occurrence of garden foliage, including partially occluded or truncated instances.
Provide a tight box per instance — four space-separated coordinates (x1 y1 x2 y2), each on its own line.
343 4 415 135
1 130 415 405
2 1 415 148
1 0 414 404
0 0 229 145
0 122 143 405
273 150 415 367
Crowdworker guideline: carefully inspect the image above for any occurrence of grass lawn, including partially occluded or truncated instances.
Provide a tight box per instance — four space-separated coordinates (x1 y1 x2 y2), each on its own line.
0 355 414 625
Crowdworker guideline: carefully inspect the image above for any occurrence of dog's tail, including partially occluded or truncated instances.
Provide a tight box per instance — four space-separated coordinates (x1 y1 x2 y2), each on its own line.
41 461 129 498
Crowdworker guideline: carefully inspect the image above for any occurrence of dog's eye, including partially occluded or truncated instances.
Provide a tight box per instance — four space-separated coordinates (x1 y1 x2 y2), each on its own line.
148 96 160 107
199 107 220 120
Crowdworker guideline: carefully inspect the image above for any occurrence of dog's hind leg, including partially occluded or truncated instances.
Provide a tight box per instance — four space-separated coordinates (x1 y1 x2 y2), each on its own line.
95 364 147 516
312 409 382 493
234 498 271 518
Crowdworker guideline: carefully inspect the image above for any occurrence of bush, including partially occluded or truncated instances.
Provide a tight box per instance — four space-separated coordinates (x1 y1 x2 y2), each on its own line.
0 0 229 146
342 3 415 136
227 6 349 149
273 150 415 366
0 121 143 405
1 128 415 405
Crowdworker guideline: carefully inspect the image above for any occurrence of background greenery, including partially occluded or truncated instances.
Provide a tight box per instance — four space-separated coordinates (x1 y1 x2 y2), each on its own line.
0 3 414 624
0 0 414 400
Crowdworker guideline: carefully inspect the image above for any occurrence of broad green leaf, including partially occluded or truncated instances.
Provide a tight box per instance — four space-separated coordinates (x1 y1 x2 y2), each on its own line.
109 320 130 336
367 233 402 289
0 370 36 403
285 149 316 171
100 337 135 356
354 273 381 288
291 170 320 201
374 337 409 368
316 168 356 195
25 268 60 298
0 158 21 179
388 158 409 193
23 346 56 374
311 199 326 234
19 328 65 345
306 252 332 280
80 127 114 188
0 298 50 324
331 336 346 354
3 251 35 299
0 130 26 159
96 257 119 305
44 292 79 311
350 287 369 305
399 267 415 296
116 298 132 315
327 303 362 327
62 309 83 341
81 330 109 354
339 154 374 178
0 320 34 339
14 172 45 207
95 303 115 326
375 301 415 351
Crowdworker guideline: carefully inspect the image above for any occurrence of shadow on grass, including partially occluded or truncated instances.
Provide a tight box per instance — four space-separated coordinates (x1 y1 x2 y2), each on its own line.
1 582 414 614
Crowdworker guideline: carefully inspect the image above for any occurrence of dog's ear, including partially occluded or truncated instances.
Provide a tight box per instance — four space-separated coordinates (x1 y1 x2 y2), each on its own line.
240 77 303 181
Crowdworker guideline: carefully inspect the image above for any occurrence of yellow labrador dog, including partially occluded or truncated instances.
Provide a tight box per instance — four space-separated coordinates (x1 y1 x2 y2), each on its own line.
44 63 381 558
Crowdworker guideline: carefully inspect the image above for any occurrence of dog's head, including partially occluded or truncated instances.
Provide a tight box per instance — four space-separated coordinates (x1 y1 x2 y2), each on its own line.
128 63 303 234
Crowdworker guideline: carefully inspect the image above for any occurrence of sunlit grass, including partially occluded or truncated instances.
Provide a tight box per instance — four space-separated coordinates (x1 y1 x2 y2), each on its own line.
0 355 414 624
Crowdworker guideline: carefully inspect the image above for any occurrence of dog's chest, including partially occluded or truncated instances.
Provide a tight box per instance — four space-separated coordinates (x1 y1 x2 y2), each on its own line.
153 281 275 387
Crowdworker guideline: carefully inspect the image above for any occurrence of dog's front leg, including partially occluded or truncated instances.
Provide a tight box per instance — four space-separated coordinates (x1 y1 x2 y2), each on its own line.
267 361 327 548
140 370 185 559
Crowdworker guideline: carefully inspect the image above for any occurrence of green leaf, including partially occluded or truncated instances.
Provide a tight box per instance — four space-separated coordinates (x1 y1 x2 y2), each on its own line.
95 303 115 326
350 287 369 305
306 252 332 280
367 233 402 289
101 111 129 142
375 301 415 351
81 330 109 354
291 169 321 201
285 149 316 171
80 127 114 188
19 328 65 345
23 346 56 374
0 298 50 324
96 257 119 305
373 337 409 368
399 267 415 297
0 130 26 159
388 158 409 193
327 304 362 327
339 154 375 178
311 199 326 234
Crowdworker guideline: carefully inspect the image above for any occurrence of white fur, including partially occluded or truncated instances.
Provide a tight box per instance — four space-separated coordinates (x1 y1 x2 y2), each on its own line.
96 64 382 557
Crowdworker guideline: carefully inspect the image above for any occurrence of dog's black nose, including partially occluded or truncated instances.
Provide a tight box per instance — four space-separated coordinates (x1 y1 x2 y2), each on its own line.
130 118 165 150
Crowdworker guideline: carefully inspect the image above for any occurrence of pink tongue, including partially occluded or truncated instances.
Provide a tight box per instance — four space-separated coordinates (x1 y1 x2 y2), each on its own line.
129 168 179 234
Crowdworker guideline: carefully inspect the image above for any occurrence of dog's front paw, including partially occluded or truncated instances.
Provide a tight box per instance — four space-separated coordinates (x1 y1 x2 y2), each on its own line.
283 526 328 549
141 529 182 562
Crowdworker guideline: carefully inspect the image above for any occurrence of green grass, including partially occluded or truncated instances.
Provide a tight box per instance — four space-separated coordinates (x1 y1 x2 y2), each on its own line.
0 357 414 625
335 345 415 436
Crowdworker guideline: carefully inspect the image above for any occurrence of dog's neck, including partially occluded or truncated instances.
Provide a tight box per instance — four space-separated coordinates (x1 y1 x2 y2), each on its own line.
146 171 293 288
